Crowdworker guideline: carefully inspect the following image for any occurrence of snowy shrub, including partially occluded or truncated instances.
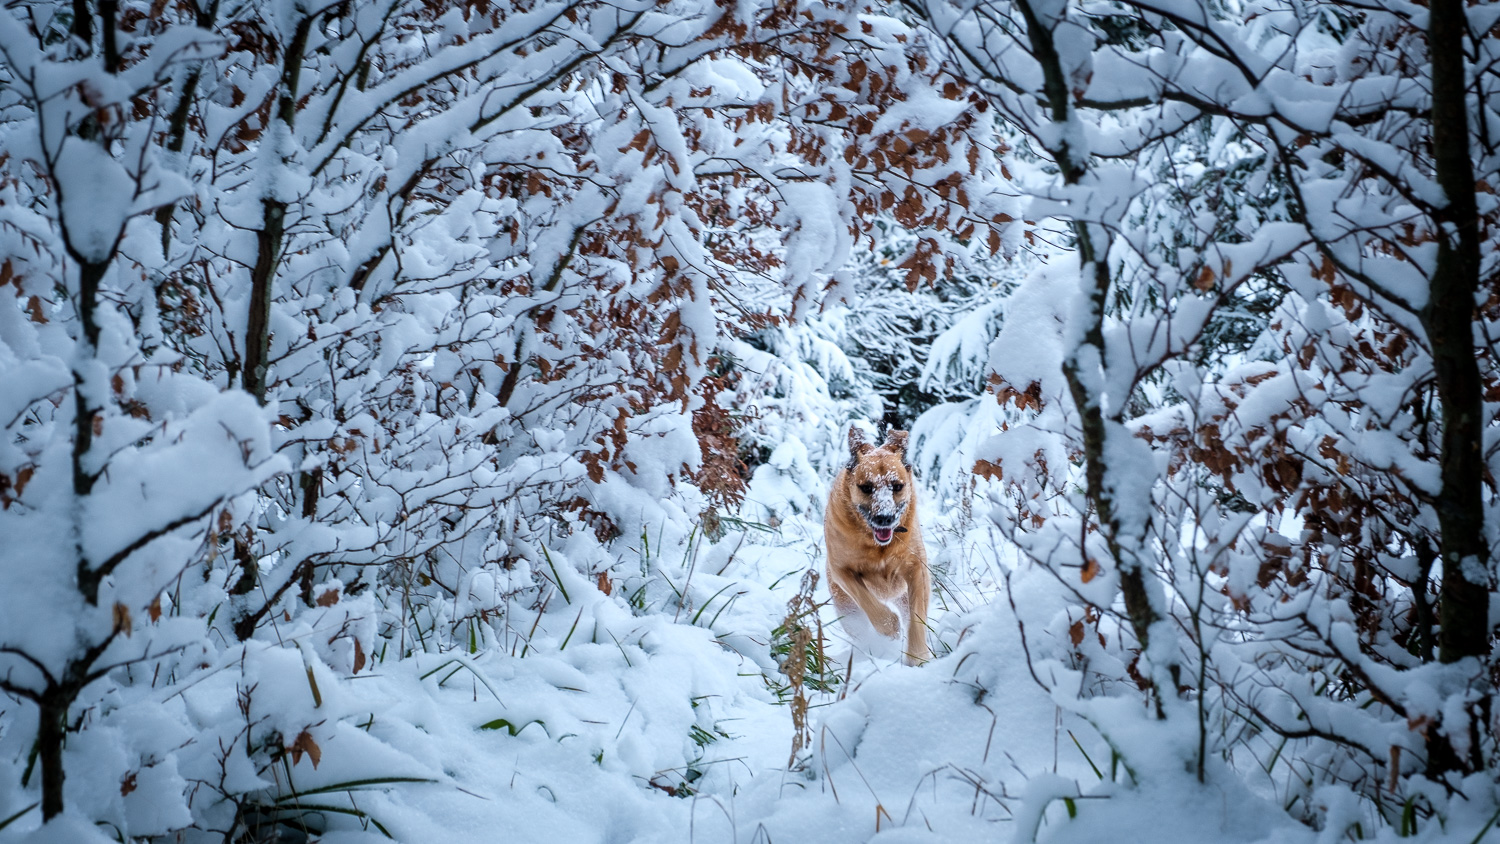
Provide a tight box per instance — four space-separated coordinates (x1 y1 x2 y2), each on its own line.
1 0 1496 841
0 0 1020 838
908 0 1500 835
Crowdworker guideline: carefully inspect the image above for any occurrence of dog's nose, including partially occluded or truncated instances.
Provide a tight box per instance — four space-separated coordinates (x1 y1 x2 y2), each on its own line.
870 514 896 528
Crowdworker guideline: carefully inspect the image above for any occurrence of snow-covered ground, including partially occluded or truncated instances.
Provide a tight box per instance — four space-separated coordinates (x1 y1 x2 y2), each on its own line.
224 493 1114 844
10 459 1495 844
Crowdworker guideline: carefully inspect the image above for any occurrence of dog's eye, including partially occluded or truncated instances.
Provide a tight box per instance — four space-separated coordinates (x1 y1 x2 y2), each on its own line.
858 483 874 495
891 483 904 493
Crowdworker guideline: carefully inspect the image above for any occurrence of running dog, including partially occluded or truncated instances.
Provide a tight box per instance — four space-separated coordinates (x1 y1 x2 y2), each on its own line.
823 426 930 665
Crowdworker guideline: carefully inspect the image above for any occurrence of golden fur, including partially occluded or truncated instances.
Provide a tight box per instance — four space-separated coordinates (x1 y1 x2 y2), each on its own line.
823 426 930 665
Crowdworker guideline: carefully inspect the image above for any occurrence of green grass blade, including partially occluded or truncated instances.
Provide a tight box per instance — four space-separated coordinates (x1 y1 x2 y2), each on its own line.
691 582 739 626
273 776 437 801
1068 731 1103 780
0 802 37 832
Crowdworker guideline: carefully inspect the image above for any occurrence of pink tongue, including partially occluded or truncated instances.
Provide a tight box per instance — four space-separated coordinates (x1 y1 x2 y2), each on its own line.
874 528 894 543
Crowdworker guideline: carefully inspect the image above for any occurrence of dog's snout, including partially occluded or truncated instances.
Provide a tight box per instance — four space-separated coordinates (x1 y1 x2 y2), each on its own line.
870 513 897 528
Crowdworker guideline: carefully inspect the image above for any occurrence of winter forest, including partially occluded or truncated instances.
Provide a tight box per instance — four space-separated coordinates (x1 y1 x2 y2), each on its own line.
1 0 1498 841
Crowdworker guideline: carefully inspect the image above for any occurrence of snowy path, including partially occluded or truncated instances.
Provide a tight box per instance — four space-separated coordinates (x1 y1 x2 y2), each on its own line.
196 493 1342 844
689 503 1106 843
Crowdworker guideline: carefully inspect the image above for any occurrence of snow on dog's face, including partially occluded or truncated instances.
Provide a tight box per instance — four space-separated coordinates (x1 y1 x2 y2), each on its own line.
846 427 913 547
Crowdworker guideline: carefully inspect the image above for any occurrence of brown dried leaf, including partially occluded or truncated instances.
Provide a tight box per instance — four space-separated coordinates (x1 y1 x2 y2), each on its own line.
316 588 340 607
972 459 1003 481
112 603 133 637
288 730 322 768
1313 253 1336 283
353 637 366 674
14 466 33 498
1081 558 1101 584
1195 264 1216 291
620 129 651 153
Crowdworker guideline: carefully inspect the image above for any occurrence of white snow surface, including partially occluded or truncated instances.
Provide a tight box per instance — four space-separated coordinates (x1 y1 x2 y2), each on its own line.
9 478 1486 844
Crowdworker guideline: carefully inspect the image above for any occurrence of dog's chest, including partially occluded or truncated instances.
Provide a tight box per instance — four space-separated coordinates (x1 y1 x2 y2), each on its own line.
845 548 919 597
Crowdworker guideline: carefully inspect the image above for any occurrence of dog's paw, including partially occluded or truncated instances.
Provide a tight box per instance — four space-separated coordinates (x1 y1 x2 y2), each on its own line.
873 610 900 638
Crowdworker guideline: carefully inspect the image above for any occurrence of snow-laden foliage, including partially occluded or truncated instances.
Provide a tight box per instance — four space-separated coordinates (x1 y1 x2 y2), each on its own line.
1 0 1497 841
0 0 1021 837
900 0 1500 834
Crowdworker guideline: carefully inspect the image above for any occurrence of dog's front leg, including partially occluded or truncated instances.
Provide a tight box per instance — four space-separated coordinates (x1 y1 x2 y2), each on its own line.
903 566 932 665
830 570 900 639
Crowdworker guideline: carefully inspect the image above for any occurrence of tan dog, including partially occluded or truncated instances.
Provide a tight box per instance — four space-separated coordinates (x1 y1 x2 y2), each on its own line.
824 426 930 665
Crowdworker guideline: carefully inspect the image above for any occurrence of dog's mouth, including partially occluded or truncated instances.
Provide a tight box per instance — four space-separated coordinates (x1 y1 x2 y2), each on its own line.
873 527 894 545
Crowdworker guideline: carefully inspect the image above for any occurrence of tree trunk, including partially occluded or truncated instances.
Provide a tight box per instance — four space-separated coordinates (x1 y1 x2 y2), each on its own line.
243 15 312 404
1423 0 1490 778
1426 0 1489 668
243 198 284 404
37 699 66 821
1015 0 1163 672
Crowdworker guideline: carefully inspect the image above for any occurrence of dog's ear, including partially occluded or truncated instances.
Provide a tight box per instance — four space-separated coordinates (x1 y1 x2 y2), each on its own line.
847 426 873 468
883 429 909 457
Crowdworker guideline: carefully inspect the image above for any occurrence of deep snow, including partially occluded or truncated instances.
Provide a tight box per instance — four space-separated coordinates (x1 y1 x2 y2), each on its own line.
8 457 1497 844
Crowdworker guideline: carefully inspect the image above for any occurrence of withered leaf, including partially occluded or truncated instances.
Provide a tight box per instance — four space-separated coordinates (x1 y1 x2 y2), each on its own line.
288 730 322 768
112 603 133 637
1081 558 1101 584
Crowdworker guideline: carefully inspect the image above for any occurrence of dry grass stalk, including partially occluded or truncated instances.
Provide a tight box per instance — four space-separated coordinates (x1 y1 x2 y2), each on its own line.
783 569 822 769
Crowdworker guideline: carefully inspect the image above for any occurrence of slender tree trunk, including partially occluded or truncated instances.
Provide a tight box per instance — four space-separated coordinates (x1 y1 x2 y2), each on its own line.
243 198 284 404
1426 0 1489 668
1423 0 1490 777
498 227 585 407
1015 0 1162 674
243 15 312 404
98 0 119 74
155 67 204 253
37 699 66 821
71 260 106 500
70 0 92 46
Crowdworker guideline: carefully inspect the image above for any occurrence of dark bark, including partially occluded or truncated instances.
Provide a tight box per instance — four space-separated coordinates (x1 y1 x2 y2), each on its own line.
243 15 313 404
300 466 322 519
153 0 218 250
243 198 284 403
99 0 119 74
70 0 91 46
1411 538 1437 663
498 227 585 408
36 700 66 821
230 535 258 600
1426 0 1490 668
70 260 107 500
1016 0 1162 666
155 67 205 253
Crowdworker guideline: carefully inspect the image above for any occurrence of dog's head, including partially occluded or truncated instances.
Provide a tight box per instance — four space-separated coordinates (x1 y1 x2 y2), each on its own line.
845 426 914 547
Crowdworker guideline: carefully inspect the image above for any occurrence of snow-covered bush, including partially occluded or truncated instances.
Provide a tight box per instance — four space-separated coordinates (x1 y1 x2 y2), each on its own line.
903 0 1500 834
0 0 1018 837
2 0 1496 840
